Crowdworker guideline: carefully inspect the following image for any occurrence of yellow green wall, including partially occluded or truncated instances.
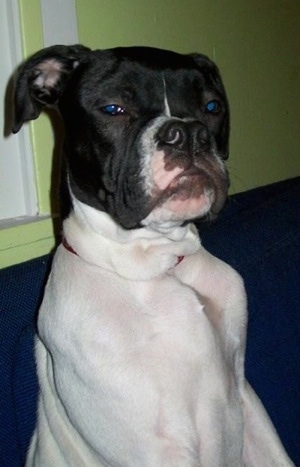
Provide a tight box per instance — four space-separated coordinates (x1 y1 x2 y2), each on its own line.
1 0 300 268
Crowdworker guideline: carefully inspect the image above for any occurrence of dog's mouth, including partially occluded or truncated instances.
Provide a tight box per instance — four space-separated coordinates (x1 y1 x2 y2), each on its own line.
168 166 210 191
161 156 228 202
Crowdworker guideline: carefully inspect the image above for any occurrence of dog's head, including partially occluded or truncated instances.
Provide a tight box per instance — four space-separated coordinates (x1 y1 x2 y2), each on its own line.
13 45 230 231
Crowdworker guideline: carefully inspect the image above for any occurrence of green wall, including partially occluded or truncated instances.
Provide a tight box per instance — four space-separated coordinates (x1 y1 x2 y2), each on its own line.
76 0 300 193
1 0 299 268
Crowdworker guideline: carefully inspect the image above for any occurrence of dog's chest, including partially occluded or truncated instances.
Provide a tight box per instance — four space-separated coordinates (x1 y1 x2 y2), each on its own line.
45 251 227 360
42 251 237 399
37 250 244 465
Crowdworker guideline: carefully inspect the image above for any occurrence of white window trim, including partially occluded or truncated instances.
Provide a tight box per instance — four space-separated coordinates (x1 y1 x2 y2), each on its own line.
0 0 37 224
41 0 79 47
0 0 79 228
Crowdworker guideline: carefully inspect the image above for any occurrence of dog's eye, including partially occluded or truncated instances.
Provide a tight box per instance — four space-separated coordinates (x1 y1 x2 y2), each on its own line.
101 104 126 115
205 100 221 114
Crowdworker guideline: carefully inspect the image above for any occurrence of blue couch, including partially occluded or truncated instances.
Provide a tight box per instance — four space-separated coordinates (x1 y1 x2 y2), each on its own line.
1 177 300 466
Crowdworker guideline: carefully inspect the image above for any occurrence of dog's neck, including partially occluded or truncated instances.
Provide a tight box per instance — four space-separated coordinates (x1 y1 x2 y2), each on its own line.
62 198 201 280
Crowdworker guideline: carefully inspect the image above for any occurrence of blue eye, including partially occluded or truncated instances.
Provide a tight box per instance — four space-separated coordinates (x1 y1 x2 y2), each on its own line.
205 100 221 113
101 104 126 115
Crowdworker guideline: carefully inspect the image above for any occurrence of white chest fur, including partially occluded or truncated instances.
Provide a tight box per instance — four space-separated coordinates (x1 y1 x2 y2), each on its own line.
26 202 293 466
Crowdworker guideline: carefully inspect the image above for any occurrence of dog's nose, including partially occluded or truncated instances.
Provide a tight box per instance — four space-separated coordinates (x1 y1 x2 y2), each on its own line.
157 120 210 152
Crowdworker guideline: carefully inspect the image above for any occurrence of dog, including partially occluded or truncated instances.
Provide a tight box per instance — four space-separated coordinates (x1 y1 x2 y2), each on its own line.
13 45 293 466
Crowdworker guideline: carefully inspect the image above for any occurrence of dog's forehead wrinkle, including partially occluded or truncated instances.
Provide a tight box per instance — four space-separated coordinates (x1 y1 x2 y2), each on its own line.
161 69 212 120
77 54 210 120
78 64 166 113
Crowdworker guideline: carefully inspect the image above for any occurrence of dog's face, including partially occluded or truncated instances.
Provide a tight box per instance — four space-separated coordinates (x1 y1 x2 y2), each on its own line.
13 45 230 231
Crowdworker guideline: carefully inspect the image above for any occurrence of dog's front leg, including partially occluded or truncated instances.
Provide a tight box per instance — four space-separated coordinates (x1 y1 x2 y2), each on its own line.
173 245 248 342
174 245 293 466
241 381 294 466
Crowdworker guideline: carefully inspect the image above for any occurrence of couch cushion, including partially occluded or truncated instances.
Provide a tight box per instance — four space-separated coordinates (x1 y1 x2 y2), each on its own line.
0 255 51 465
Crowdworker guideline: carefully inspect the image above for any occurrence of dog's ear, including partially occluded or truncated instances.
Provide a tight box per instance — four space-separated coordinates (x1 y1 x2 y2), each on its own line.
12 44 90 133
190 53 228 98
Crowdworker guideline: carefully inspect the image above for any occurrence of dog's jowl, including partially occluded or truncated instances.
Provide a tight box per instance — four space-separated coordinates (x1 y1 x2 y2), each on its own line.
13 45 293 466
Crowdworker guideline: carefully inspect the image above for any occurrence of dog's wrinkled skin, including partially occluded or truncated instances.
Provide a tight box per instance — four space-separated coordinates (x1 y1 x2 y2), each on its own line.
13 45 293 466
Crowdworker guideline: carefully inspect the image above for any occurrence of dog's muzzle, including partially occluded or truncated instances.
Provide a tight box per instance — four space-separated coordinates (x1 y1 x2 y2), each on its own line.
140 117 228 230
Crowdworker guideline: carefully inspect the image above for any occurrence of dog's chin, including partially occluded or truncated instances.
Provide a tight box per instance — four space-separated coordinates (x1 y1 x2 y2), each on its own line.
141 172 227 233
141 191 215 234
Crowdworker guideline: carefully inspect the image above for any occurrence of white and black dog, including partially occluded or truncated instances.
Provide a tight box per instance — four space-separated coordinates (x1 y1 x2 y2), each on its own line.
13 45 293 466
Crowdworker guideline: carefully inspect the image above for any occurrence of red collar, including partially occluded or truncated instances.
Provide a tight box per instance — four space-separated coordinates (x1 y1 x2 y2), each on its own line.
62 237 184 266
62 236 78 256
176 255 185 266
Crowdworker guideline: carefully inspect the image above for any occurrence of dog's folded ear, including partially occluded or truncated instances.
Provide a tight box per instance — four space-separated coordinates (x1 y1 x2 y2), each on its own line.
12 44 90 133
190 53 228 100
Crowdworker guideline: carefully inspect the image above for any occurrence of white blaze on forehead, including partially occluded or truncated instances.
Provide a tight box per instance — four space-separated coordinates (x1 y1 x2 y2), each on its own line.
163 76 171 116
